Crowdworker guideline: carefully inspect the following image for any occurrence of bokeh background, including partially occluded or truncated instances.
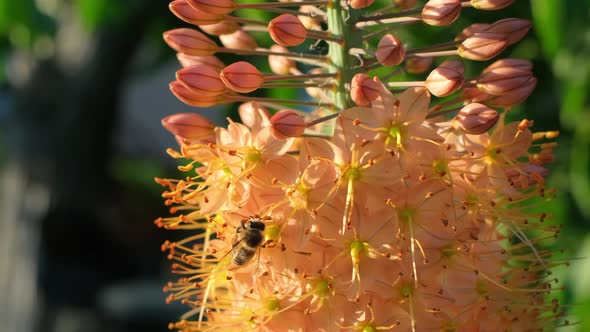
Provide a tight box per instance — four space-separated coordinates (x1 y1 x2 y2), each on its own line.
0 0 588 331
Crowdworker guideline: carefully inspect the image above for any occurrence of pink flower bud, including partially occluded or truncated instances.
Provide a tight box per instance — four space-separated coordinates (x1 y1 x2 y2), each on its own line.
460 86 489 103
220 61 264 93
176 64 227 97
421 0 462 26
169 0 224 25
485 18 531 45
486 76 537 107
176 53 225 71
470 0 515 10
351 74 380 106
405 56 433 74
453 103 499 134
477 67 533 96
187 0 235 15
393 0 418 9
219 29 258 50
425 60 464 97
169 81 222 107
350 0 375 9
199 20 240 36
376 34 405 67
270 110 306 139
268 45 295 75
269 14 307 47
458 32 508 61
483 58 532 73
455 23 490 40
163 28 218 56
162 112 215 141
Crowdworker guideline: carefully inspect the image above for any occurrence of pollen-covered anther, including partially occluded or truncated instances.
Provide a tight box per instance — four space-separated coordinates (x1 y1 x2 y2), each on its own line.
163 28 218 56
350 0 375 9
176 64 227 96
220 61 264 93
453 103 499 135
219 29 258 50
405 56 433 74
269 14 307 47
376 34 406 67
351 73 380 106
421 0 462 26
425 59 464 97
470 0 515 10
458 32 509 61
270 110 306 139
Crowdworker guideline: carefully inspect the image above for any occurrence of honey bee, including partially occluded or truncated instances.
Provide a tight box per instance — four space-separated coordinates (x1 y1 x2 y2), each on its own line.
228 216 266 270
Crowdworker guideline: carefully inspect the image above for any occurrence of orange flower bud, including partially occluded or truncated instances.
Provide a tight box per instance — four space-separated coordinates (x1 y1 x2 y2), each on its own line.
485 18 531 45
169 0 224 25
486 76 537 107
220 61 264 93
393 0 418 9
350 0 375 9
421 0 462 26
269 14 307 47
220 29 258 50
187 0 235 15
351 74 380 106
453 103 499 134
270 110 306 139
405 56 433 74
162 112 215 141
483 58 532 73
268 45 295 75
176 53 225 71
477 67 533 96
425 60 464 97
471 0 514 10
169 81 222 107
376 34 405 67
163 28 218 56
176 64 227 97
458 32 508 61
199 20 240 36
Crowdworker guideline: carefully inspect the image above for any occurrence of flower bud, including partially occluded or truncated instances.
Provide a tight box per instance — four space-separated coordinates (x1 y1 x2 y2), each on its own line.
477 67 532 96
394 0 418 9
350 0 375 9
458 32 508 61
220 61 264 93
268 45 295 75
452 103 499 134
220 29 258 50
187 0 235 15
425 60 464 97
405 56 433 74
298 5 322 30
176 64 227 97
485 18 531 45
421 0 462 26
460 86 489 103
351 74 380 106
176 53 225 71
471 0 515 10
486 76 537 107
162 112 215 141
199 20 240 36
483 58 532 73
163 28 218 56
169 0 224 25
239 102 270 129
304 68 326 99
169 81 222 107
455 23 490 40
270 110 306 139
269 14 307 47
376 34 405 67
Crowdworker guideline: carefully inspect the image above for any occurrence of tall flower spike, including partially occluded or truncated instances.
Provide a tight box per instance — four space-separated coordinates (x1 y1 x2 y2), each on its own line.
158 1 565 331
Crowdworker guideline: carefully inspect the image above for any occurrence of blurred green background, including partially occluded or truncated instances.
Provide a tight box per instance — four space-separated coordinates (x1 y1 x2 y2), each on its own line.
0 0 588 331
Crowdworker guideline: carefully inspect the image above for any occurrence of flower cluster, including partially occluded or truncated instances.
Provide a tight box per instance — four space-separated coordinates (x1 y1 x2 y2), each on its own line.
156 0 564 331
